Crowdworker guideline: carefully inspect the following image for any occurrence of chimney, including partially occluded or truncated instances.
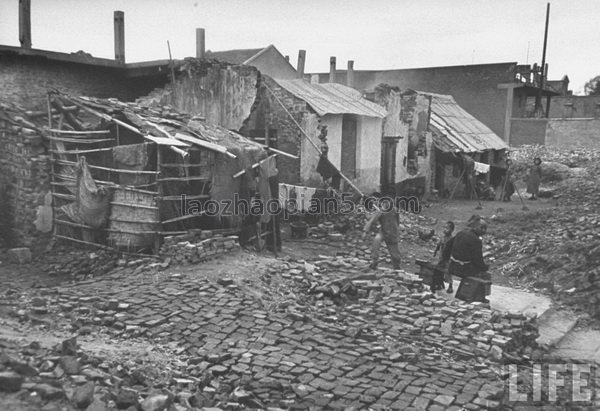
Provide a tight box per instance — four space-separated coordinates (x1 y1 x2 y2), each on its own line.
196 28 205 58
19 0 32 48
297 50 306 79
114 11 125 63
329 57 336 83
347 60 355 88
285 55 289 62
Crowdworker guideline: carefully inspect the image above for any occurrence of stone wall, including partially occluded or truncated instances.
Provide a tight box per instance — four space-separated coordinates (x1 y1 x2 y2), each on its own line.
545 118 600 149
0 116 51 248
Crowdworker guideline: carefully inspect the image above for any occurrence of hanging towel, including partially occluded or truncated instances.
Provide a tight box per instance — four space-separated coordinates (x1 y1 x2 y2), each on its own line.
262 156 278 178
473 161 490 175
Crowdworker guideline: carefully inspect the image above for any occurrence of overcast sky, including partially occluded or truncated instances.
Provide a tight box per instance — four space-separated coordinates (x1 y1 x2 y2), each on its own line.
1 0 598 94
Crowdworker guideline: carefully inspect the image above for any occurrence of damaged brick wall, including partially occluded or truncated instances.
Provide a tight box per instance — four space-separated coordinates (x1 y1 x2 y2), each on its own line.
242 76 309 185
0 55 154 110
141 59 259 131
0 118 51 248
373 86 433 193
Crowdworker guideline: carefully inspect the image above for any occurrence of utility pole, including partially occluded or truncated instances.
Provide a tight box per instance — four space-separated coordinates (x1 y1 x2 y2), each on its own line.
535 3 550 117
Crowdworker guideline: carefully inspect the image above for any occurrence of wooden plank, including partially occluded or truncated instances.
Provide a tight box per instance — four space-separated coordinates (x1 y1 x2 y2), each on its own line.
159 194 210 201
233 154 276 178
52 174 158 189
263 146 299 159
51 147 113 155
45 136 113 144
174 132 237 158
158 176 210 182
144 135 190 147
50 181 157 195
160 163 209 168
110 201 158 210
48 128 110 135
161 213 205 224
53 159 159 175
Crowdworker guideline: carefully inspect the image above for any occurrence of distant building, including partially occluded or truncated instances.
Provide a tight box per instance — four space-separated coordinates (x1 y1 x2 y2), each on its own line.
310 61 564 144
206 44 297 80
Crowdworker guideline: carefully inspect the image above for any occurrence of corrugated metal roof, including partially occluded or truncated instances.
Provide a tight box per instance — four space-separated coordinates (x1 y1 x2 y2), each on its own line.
424 92 508 153
274 79 387 118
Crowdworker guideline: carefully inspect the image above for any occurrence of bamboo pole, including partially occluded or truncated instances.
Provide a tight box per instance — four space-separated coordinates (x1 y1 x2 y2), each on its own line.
47 128 111 135
233 154 277 178
51 147 113 155
45 136 113 144
52 159 159 175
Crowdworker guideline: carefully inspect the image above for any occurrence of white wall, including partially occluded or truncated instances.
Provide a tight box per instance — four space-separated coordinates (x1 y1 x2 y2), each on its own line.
356 116 382 191
299 113 382 193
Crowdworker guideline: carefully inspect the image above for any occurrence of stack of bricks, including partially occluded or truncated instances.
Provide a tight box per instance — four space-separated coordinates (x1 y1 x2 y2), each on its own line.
160 230 239 264
0 116 51 247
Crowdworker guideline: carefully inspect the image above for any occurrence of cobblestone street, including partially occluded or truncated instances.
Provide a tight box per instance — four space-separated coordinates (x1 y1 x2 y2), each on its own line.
3 246 594 410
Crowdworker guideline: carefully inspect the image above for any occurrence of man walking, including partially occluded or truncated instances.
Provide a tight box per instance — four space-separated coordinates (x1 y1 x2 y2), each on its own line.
362 196 402 270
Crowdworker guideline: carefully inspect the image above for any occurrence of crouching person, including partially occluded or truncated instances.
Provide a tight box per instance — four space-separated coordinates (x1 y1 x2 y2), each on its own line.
443 216 491 302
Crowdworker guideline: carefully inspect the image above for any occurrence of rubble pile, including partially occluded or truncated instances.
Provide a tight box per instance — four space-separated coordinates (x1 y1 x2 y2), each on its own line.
509 145 600 184
489 146 600 319
43 249 121 279
160 232 239 264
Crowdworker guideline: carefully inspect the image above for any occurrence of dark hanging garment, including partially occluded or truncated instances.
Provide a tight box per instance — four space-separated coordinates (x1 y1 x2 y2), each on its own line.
317 155 338 179
331 174 341 190
317 155 341 189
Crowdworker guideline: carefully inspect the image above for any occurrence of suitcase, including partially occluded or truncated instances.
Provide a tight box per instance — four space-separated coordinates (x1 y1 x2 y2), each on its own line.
455 276 492 303
415 259 445 291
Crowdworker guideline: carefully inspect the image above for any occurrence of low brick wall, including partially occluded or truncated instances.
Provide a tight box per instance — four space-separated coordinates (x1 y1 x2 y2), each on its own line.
160 231 239 264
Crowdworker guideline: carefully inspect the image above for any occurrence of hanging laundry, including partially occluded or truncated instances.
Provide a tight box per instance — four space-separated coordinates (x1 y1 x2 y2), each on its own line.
473 161 490 175
316 155 341 190
262 155 278 178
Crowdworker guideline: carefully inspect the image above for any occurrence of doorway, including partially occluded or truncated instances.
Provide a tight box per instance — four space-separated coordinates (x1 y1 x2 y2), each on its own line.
341 115 357 178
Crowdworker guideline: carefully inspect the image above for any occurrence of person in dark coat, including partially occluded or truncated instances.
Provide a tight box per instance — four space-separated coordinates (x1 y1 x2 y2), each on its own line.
526 157 542 200
362 196 402 269
443 216 490 283
498 159 515 201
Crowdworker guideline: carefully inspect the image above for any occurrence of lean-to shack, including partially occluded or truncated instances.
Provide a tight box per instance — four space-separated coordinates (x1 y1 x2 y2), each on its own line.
43 90 278 253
